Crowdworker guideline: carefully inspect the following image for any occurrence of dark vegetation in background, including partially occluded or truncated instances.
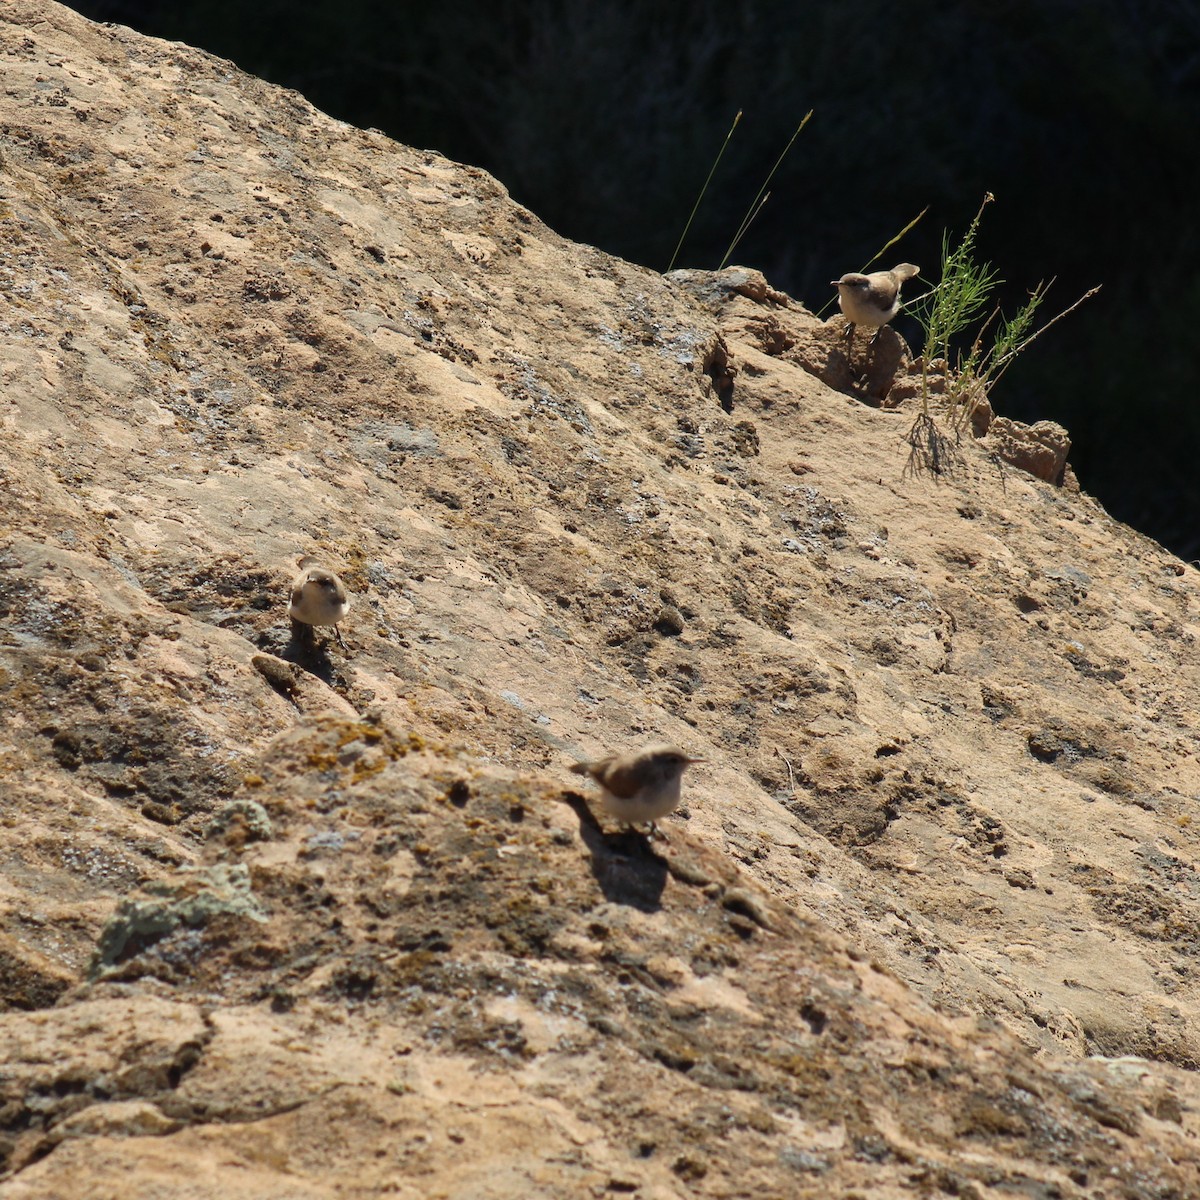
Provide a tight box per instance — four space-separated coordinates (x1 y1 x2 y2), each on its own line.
70 0 1200 559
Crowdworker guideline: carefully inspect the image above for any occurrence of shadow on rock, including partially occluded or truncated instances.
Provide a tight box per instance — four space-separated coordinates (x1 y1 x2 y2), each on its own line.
280 620 338 686
561 791 668 913
792 319 911 405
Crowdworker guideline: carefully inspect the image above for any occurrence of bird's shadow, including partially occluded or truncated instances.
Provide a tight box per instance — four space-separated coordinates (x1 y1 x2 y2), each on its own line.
820 322 909 404
560 791 668 912
278 621 338 686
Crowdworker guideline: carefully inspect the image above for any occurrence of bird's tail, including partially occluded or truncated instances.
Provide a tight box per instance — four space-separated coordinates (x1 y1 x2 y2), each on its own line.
568 761 591 777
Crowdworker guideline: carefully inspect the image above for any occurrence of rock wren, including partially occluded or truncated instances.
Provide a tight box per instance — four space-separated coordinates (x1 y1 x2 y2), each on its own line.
569 743 704 832
830 262 920 343
288 557 350 649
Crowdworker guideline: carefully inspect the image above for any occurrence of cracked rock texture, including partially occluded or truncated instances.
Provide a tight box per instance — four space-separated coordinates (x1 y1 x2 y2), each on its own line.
3 4 1200 1196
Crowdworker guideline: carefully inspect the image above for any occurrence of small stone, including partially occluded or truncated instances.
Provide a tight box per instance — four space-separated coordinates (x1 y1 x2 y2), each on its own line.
652 606 685 636
721 887 774 930
672 1156 708 1182
985 417 1071 484
205 799 273 842
55 1099 179 1140
251 653 300 698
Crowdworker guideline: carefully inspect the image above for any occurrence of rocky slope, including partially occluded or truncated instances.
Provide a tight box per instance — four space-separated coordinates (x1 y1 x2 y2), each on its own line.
2 3 1199 1195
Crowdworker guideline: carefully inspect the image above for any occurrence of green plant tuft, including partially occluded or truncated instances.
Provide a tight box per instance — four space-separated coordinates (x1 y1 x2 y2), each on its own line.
904 194 1100 476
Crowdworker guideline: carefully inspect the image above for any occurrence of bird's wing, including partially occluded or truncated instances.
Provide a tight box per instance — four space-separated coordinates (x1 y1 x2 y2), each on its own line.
595 758 645 799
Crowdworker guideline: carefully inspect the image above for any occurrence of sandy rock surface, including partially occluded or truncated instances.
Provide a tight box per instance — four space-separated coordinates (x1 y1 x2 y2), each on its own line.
3 3 1200 1195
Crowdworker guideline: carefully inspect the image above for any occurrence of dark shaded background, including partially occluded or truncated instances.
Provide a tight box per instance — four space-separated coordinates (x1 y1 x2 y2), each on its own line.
68 0 1200 558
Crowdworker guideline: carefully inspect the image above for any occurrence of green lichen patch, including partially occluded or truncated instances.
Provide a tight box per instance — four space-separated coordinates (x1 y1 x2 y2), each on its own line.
90 863 268 978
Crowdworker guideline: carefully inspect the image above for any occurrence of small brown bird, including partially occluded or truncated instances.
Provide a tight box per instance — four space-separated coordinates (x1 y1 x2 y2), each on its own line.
830 262 920 344
569 743 704 832
288 557 351 649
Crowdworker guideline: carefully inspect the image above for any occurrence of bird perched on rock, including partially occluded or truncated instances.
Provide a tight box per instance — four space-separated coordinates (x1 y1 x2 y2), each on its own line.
288 557 350 649
569 743 704 833
830 262 920 344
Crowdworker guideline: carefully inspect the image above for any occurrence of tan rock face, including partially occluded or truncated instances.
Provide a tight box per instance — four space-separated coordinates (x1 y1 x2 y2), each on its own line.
3 3 1200 1195
985 416 1073 484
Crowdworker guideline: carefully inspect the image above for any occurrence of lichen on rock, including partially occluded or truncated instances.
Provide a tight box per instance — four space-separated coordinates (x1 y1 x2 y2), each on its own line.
90 864 268 978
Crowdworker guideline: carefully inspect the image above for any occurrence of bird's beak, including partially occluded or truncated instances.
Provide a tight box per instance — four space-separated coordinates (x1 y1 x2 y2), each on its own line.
686 757 708 765
829 279 843 287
